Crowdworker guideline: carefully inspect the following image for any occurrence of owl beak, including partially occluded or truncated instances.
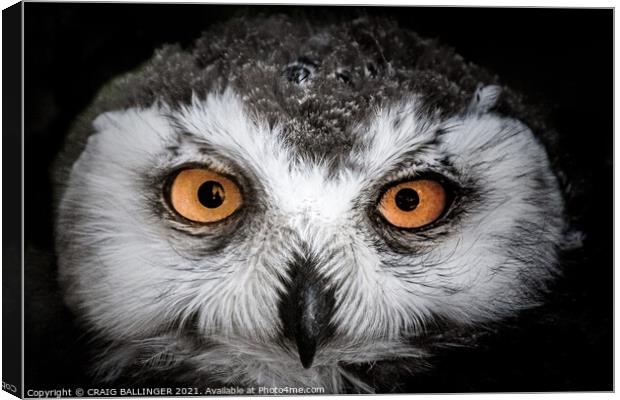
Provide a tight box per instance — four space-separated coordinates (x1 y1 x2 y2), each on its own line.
294 285 321 369
279 254 335 369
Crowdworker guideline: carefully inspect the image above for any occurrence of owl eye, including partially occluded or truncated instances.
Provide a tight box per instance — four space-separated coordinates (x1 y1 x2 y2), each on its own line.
169 168 242 223
378 179 447 229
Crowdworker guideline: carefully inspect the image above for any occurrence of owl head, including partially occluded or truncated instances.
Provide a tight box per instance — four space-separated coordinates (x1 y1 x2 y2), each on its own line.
54 14 567 392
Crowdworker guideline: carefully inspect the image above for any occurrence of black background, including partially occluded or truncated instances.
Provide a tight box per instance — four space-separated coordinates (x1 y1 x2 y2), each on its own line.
23 4 612 393
3 3 22 396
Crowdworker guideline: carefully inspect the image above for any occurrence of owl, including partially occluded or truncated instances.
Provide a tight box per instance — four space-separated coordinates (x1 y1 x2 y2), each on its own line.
53 13 570 393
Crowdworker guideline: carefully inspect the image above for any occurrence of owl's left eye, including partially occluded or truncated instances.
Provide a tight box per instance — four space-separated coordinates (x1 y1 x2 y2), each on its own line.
378 179 447 229
168 168 243 223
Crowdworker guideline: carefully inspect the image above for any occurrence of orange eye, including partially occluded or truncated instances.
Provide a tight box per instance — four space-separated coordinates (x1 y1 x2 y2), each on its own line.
378 180 447 229
169 168 242 223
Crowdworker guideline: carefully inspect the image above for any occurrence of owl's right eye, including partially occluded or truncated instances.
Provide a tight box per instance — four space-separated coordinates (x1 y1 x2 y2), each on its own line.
377 179 447 229
168 168 243 223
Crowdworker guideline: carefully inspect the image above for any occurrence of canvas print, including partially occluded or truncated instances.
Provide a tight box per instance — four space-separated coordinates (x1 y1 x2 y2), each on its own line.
12 3 613 397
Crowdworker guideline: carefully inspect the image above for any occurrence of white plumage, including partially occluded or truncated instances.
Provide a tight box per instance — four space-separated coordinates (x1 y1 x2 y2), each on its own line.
54 15 568 393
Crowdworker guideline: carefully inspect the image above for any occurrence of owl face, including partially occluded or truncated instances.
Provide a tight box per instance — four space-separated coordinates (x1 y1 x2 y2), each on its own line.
55 16 566 392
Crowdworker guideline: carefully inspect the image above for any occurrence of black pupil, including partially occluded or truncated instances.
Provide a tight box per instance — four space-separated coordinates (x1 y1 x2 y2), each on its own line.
197 181 225 208
395 188 420 211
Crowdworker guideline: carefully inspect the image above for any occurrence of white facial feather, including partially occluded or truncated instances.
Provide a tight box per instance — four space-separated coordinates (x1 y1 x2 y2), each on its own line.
57 88 565 392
